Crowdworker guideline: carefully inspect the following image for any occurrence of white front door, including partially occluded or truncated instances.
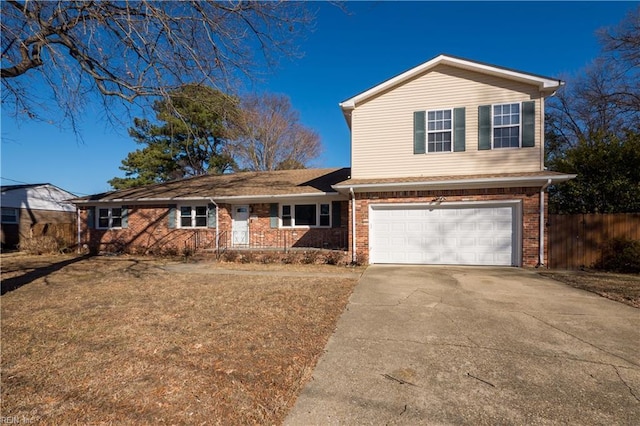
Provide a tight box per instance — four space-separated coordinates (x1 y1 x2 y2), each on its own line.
232 205 250 246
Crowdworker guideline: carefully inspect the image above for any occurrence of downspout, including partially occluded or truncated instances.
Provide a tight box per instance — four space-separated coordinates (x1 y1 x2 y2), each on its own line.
208 198 219 253
350 188 356 264
538 179 552 268
76 207 81 254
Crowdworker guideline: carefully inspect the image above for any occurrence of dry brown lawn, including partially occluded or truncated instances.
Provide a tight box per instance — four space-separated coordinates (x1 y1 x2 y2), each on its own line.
541 270 640 308
1 253 360 424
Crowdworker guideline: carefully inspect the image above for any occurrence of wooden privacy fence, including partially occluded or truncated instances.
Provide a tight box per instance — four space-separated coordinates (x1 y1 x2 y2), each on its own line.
31 222 77 249
548 213 640 270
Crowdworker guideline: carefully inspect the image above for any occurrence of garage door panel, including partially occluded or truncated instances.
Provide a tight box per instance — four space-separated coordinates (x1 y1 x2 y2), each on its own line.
370 204 516 266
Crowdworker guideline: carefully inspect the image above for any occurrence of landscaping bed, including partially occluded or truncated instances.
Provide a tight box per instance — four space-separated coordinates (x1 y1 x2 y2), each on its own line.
1 253 359 424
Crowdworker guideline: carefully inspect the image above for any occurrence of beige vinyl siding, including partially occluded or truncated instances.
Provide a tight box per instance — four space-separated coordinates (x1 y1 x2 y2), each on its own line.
351 64 544 179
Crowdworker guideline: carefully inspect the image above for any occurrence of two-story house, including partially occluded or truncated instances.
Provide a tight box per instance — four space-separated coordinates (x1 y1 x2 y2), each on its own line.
73 54 574 267
334 54 574 267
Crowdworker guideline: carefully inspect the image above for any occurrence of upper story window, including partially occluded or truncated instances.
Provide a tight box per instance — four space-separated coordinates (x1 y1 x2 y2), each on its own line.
98 207 122 229
1 207 18 224
479 101 535 150
427 109 453 152
179 205 208 228
281 203 331 228
414 108 465 154
493 103 520 148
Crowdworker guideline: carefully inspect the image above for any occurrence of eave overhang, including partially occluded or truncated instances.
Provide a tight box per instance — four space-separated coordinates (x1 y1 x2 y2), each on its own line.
72 192 346 205
332 173 576 194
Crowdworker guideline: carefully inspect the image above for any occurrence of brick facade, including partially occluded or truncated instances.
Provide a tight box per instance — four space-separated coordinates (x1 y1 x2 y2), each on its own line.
347 187 547 267
79 201 349 254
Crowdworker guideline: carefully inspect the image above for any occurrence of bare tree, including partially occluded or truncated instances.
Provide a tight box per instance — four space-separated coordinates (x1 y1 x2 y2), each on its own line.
546 6 640 156
232 93 321 171
598 6 640 113
1 1 313 128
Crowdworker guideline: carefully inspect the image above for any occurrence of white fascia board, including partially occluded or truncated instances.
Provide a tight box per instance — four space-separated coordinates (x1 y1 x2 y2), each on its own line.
332 174 576 192
340 55 564 110
73 192 345 205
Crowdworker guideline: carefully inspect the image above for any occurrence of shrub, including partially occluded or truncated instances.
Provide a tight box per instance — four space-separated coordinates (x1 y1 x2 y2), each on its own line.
301 250 321 264
261 251 281 264
240 251 257 264
324 251 345 265
595 238 640 273
221 250 240 262
18 235 65 255
281 251 300 264
181 246 194 259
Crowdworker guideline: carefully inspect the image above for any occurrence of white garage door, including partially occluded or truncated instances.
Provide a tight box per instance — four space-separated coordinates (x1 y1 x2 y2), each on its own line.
369 204 518 266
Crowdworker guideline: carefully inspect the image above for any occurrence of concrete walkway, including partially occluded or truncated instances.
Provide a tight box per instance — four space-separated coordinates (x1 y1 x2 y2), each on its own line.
285 265 640 425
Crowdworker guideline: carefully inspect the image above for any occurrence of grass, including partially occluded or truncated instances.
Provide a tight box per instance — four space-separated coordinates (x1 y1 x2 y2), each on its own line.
541 269 640 308
1 253 360 424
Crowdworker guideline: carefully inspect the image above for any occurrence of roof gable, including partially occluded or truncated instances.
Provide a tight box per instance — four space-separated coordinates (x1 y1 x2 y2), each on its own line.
339 54 564 125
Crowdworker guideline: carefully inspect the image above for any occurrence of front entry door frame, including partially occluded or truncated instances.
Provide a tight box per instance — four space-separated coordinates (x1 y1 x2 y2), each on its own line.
232 205 250 246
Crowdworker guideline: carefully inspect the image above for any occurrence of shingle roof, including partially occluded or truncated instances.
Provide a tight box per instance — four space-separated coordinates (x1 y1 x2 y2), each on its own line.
1 183 51 192
73 168 351 203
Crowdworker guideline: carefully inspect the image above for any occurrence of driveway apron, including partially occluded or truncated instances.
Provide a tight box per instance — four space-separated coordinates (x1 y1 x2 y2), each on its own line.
285 265 640 425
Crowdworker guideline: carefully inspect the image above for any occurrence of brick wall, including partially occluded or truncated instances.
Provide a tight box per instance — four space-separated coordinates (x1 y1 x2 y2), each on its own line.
348 187 546 267
79 201 349 254
79 204 212 254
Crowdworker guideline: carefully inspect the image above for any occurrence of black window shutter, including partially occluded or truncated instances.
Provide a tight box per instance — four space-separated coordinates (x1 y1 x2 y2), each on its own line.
522 101 535 147
413 111 426 154
453 107 466 152
207 203 216 228
168 204 177 229
87 207 95 229
331 201 342 228
269 203 278 228
478 105 492 150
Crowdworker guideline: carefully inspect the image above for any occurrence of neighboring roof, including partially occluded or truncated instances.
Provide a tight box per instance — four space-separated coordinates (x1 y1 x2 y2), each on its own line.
1 183 77 211
339 54 565 125
73 168 351 203
1 183 51 192
332 171 576 193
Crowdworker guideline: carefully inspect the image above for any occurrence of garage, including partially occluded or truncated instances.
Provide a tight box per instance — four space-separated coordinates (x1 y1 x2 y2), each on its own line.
369 202 520 266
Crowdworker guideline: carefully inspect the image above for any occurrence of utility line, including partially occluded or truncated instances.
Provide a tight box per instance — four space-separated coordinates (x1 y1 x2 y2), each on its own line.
1 176 91 196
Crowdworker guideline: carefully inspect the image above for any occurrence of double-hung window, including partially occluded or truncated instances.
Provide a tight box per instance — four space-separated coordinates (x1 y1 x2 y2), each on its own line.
427 109 452 152
98 207 122 229
1 207 18 224
281 203 331 227
493 103 520 148
180 206 207 228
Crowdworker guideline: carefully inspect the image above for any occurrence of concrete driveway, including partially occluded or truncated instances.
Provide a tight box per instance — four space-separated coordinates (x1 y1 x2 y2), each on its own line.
285 266 640 425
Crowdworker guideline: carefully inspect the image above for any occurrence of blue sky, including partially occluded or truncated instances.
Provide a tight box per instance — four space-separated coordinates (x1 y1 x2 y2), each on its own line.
1 1 637 196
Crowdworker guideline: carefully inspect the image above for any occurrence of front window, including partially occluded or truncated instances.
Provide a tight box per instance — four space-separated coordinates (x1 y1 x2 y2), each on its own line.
281 203 331 227
282 205 292 227
1 207 18 224
179 205 208 228
493 103 520 148
98 207 122 229
295 204 316 226
320 204 330 226
427 109 452 152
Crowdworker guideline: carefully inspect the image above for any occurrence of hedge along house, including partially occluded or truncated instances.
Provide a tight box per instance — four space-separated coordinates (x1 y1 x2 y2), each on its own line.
72 168 350 255
334 54 575 267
